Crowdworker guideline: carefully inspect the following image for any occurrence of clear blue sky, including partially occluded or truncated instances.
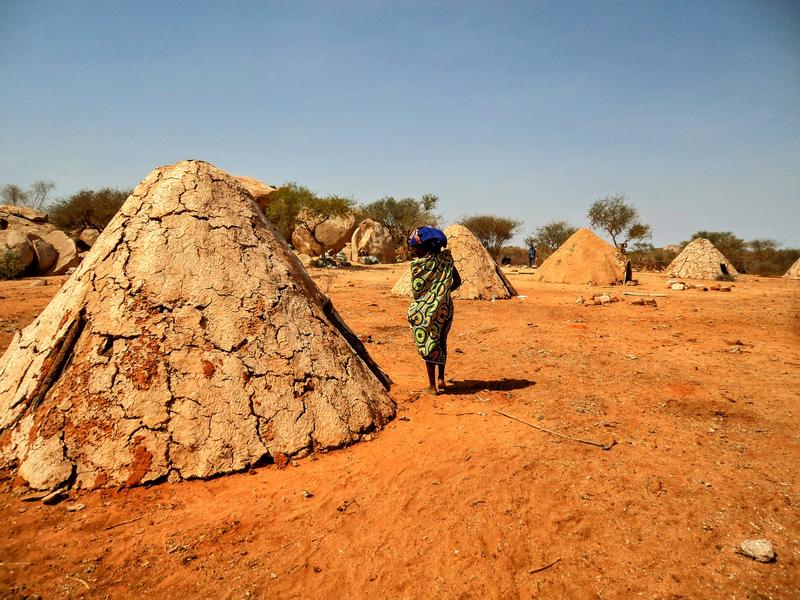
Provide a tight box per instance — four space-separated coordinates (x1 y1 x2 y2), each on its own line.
1 0 798 246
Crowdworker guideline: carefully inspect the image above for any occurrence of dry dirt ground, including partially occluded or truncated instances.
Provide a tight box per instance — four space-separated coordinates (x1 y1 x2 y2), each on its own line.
1 266 798 599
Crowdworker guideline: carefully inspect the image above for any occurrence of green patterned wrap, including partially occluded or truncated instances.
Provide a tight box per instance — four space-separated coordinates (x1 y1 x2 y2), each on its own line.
407 249 456 365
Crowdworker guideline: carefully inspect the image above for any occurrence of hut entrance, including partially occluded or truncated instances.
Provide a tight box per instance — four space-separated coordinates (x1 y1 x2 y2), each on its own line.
720 263 730 276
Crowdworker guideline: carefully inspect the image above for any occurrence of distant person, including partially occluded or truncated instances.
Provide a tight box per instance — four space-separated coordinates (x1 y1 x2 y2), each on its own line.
406 226 461 394
528 245 537 268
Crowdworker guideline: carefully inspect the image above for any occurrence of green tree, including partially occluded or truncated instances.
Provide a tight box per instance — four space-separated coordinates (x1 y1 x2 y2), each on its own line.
359 194 440 247
587 194 651 249
1 184 29 206
459 214 522 259
263 183 355 241
524 220 578 259
49 188 131 231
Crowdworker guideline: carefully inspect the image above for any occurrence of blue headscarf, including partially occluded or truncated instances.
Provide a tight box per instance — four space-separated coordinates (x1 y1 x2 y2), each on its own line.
408 226 447 253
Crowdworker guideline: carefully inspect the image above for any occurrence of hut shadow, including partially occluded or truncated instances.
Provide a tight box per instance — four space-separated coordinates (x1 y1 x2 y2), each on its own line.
443 378 536 395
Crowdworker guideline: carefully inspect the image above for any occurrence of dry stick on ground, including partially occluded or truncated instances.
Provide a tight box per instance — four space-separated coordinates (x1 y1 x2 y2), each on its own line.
622 291 668 297
493 409 616 450
102 516 142 531
65 575 90 590
528 557 562 574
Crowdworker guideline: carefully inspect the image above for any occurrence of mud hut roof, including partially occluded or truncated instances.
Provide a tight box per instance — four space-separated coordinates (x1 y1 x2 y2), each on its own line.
784 258 800 280
391 224 517 300
535 228 628 286
666 238 738 280
0 160 394 493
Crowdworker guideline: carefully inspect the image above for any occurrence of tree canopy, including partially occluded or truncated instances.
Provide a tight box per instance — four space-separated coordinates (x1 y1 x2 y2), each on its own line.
587 194 651 248
459 214 522 259
49 188 131 231
525 220 578 258
262 183 355 241
359 194 440 247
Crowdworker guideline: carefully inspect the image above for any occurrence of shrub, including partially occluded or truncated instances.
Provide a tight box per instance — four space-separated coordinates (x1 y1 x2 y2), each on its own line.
627 244 678 271
0 248 22 280
263 183 355 241
49 188 131 231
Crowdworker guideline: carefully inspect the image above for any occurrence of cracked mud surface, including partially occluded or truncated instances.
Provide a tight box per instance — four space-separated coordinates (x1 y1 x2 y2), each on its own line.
391 224 517 300
0 161 394 491
0 267 798 598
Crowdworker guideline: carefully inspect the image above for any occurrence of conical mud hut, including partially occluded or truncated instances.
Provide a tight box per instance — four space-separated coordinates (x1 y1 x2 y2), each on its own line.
0 160 394 492
783 258 800 280
391 224 517 300
666 238 738 280
535 228 630 286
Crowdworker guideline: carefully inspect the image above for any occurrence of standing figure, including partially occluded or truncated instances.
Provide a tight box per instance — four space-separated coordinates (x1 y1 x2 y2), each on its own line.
528 245 537 268
406 227 462 394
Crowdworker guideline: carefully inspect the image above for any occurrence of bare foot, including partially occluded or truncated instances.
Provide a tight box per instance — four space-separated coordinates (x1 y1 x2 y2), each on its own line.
419 385 439 395
437 379 447 392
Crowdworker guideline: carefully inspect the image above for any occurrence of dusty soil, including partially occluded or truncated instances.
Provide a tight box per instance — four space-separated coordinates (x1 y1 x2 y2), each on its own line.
1 267 798 599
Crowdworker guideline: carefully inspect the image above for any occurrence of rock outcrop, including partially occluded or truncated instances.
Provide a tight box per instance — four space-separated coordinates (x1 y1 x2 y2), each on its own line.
0 160 394 493
42 230 81 275
666 238 738 280
29 237 58 272
391 224 517 300
233 175 276 214
291 209 356 256
351 219 395 263
535 228 629 286
0 229 35 275
79 228 101 247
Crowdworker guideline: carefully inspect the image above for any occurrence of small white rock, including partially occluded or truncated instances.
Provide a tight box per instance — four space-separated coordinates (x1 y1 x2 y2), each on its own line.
738 538 776 563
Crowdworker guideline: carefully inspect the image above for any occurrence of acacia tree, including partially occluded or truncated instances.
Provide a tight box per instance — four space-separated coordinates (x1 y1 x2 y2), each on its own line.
525 220 578 258
359 194 440 247
1 184 28 206
459 214 522 259
27 181 55 209
587 194 651 249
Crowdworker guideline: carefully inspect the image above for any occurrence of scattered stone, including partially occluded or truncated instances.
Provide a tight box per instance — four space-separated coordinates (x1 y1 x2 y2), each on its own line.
737 539 776 563
301 490 314 499
671 282 687 291
29 279 47 287
66 502 86 512
41 488 69 505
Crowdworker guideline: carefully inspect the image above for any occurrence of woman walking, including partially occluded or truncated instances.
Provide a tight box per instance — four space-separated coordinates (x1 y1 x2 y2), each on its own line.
406 227 461 394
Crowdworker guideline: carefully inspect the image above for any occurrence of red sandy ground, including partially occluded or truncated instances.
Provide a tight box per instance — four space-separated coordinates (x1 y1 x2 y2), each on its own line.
0 267 798 599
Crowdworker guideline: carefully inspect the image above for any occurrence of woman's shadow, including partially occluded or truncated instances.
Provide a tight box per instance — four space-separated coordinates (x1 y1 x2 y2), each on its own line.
443 378 536 395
